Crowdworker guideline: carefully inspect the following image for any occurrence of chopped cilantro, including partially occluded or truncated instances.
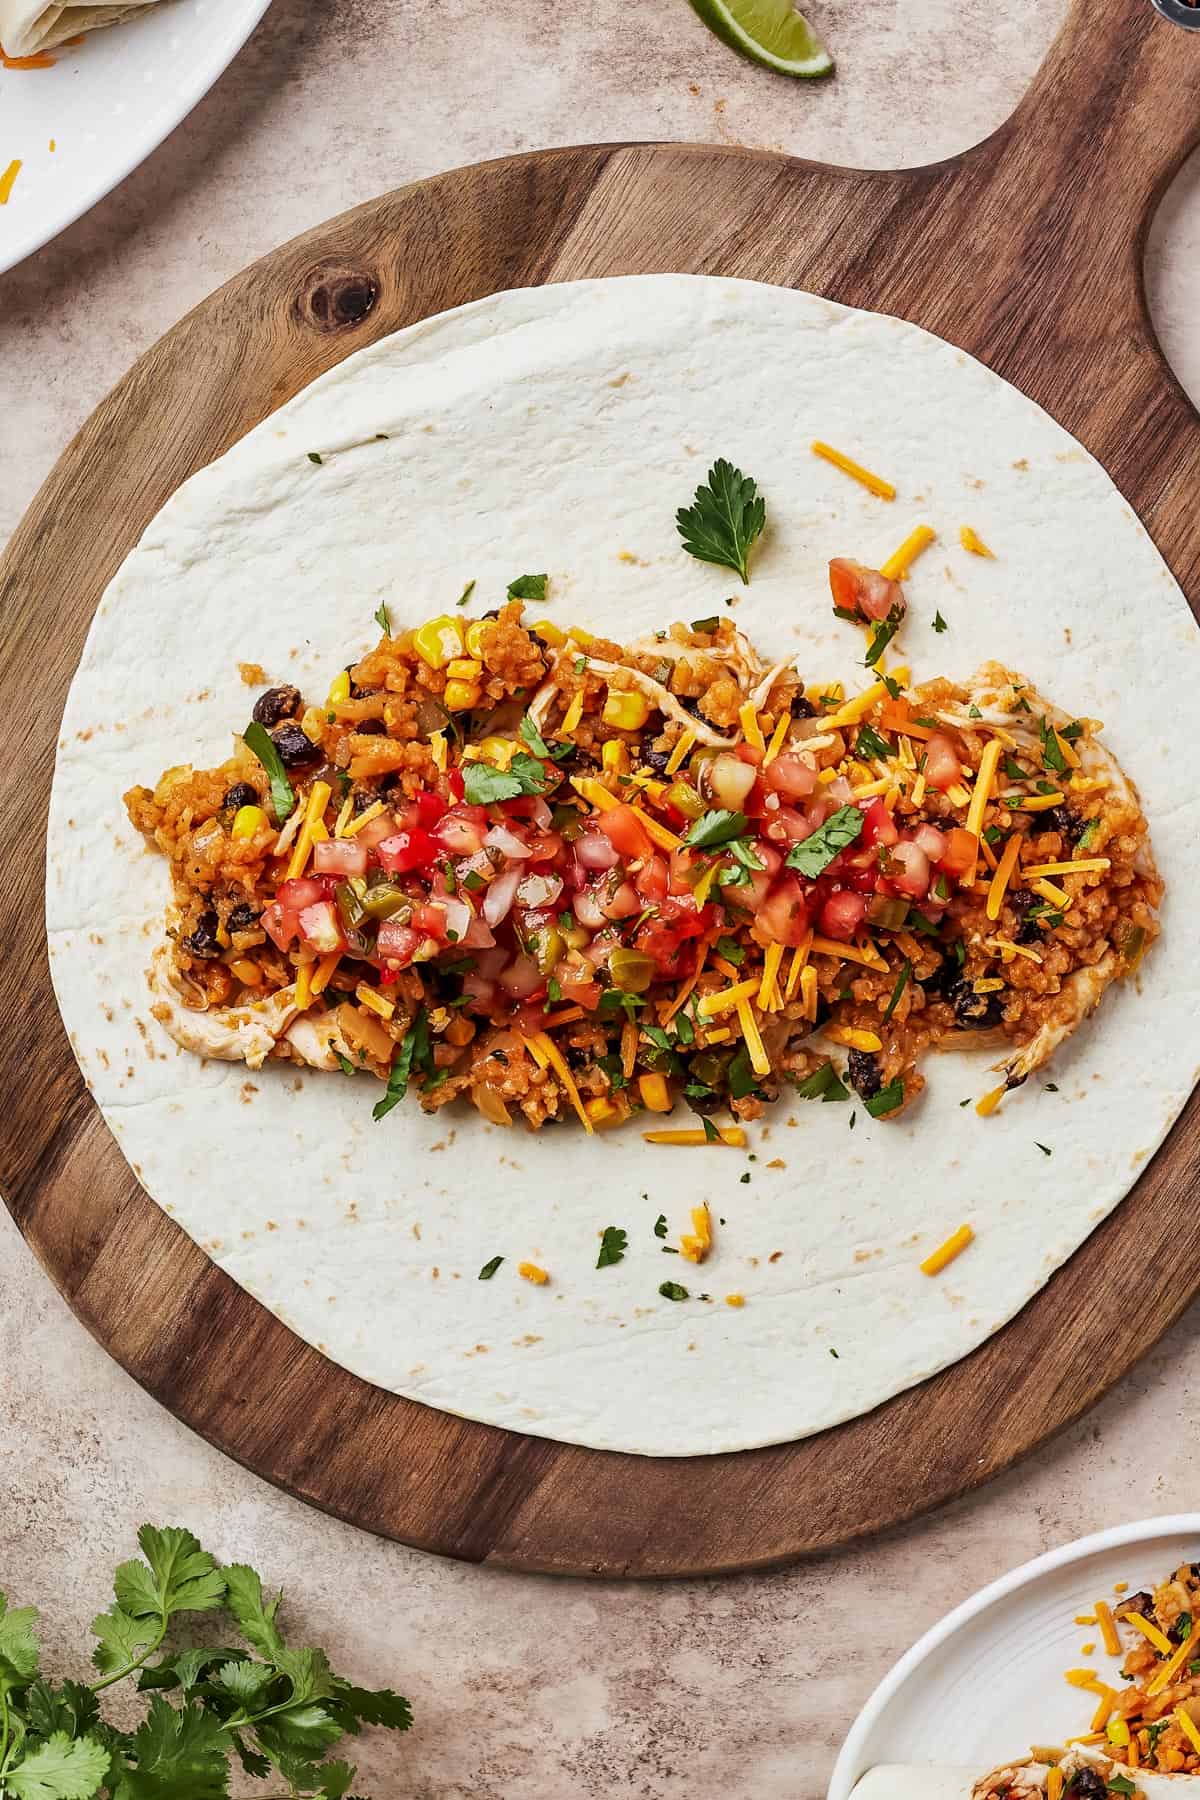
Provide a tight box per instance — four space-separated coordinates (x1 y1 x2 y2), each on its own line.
456 579 477 608
518 714 572 762
1044 1082 1059 1092
1003 755 1029 780
597 1226 627 1268
242 722 296 823
478 1255 504 1281
855 721 892 761
967 703 982 719
1108 1780 1136 1797
690 614 721 632
785 804 864 877
463 870 485 893
907 909 938 936
728 1044 760 1100
1035 1142 1052 1156
462 755 549 805
792 1063 850 1103
307 451 323 465
598 1053 628 1090
739 1171 750 1185
372 599 391 633
932 610 948 633
829 1347 840 1358
685 809 749 850
881 673 903 700
658 1280 689 1302
673 1009 695 1047
864 1078 904 1118
373 1012 427 1120
864 614 901 668
675 459 765 585
882 959 911 1025
334 1051 356 1077
701 1117 720 1144
983 824 1003 846
507 573 548 601
715 934 745 965
1039 716 1068 772
546 975 563 1003
653 1214 668 1239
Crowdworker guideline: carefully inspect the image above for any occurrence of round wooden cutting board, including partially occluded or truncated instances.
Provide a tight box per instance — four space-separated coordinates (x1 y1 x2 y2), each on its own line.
5 0 1200 1578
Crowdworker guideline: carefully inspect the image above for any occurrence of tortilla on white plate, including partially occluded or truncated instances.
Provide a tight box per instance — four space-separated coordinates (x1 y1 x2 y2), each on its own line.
0 1 157 55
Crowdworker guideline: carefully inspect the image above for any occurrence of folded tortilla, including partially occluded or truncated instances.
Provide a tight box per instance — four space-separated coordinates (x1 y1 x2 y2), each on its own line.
0 2 157 55
46 275 1200 1456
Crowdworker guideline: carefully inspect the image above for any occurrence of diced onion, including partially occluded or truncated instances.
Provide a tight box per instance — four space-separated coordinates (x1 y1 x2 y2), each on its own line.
485 824 533 859
483 864 523 927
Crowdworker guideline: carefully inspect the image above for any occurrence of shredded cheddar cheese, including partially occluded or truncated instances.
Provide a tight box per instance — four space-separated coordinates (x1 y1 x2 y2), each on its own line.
518 1261 549 1284
0 159 22 204
725 1292 745 1308
736 999 771 1077
356 983 395 1021
823 1025 882 1052
880 524 936 581
642 1127 747 1147
1094 1602 1122 1657
1022 859 1110 879
1121 1612 1173 1656
310 953 341 997
560 690 585 735
759 942 785 1013
665 728 697 776
976 1084 1005 1117
763 710 792 766
738 701 766 753
530 1031 593 1134
785 937 812 1002
1148 1620 1200 1695
293 961 313 1011
342 799 385 838
986 832 1023 920
286 780 332 880
1045 1768 1064 1800
680 1203 713 1263
1175 1708 1200 1756
965 738 1002 844
810 440 896 500
920 1224 974 1276
960 525 995 558
809 935 886 969
697 979 759 1018
826 681 890 730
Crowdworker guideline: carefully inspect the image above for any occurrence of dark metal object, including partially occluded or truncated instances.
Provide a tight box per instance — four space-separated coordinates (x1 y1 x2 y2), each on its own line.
1152 0 1200 31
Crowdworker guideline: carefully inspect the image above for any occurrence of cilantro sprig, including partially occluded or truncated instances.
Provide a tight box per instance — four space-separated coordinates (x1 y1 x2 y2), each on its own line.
242 723 296 824
784 805 864 878
507 573 548 602
461 754 552 805
676 460 765 585
684 810 748 851
0 1525 410 1799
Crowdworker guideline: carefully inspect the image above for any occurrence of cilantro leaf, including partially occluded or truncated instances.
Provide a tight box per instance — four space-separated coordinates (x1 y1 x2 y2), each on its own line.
329 1682 413 1733
658 1281 689 1302
675 459 765 585
125 1694 229 1796
855 722 891 762
701 1117 720 1143
507 573 548 602
373 600 391 634
462 754 550 805
596 1227 627 1269
334 1051 356 1078
518 715 572 763
714 934 744 965
5 1732 111 1800
653 1214 668 1238
455 579 476 609
22 1680 99 1740
90 1607 157 1678
372 1023 419 1123
728 1045 760 1101
784 805 864 877
221 1564 285 1662
881 959 911 1025
242 722 296 824
865 1078 905 1118
1039 717 1068 772
864 615 900 668
307 452 323 466
478 1255 504 1280
931 610 948 634
113 1527 225 1626
791 1063 849 1103
0 1592 41 1684
685 809 748 850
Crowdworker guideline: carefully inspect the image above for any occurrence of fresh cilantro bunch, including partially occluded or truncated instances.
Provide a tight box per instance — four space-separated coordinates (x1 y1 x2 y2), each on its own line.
0 1526 411 1799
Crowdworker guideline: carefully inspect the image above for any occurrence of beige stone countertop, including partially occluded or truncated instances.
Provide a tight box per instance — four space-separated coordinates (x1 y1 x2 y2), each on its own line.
4 2 1200 1794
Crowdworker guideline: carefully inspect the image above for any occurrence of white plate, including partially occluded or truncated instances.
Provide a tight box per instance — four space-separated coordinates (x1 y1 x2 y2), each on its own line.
828 1514 1200 1799
0 0 272 275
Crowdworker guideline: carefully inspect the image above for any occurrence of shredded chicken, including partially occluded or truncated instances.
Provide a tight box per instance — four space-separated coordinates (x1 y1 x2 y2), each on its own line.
148 945 351 1072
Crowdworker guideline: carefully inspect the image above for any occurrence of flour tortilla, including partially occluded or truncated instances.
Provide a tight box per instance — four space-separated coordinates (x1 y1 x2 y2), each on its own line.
46 276 1200 1456
853 1754 1198 1798
0 1 157 55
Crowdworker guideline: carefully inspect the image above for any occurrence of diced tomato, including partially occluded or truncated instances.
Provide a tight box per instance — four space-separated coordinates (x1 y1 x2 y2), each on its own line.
635 912 704 975
889 840 931 898
558 975 602 1011
861 797 899 848
599 879 642 922
524 831 564 865
276 877 325 912
754 840 784 877
377 827 437 875
829 558 905 623
261 901 298 951
761 806 811 847
376 920 421 966
734 741 764 768
757 876 811 947
415 790 446 828
819 889 867 941
845 863 880 894
938 826 977 878
413 901 448 937
924 733 963 792
762 753 818 800
498 955 544 999
297 900 346 954
313 838 368 878
446 768 465 801
668 847 699 895
721 867 772 912
597 803 653 861
635 854 670 904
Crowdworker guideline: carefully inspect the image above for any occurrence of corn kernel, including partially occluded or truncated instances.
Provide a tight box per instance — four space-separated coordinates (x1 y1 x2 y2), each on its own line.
446 657 483 681
477 735 516 769
602 739 630 777
568 626 596 647
602 689 651 731
465 620 489 659
231 804 267 839
326 669 351 707
585 1096 617 1125
638 1072 672 1113
518 1261 549 1284
533 619 566 647
229 958 262 986
414 616 465 668
300 706 326 742
443 680 482 711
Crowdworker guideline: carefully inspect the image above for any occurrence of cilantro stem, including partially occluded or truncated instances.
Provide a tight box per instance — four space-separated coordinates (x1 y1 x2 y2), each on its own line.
0 1686 11 1778
89 1620 167 1693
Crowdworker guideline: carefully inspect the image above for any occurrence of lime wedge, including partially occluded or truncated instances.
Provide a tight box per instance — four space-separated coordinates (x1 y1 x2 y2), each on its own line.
686 0 834 77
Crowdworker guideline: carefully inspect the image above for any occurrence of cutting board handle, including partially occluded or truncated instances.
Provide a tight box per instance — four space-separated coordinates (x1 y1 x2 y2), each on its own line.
999 0 1200 247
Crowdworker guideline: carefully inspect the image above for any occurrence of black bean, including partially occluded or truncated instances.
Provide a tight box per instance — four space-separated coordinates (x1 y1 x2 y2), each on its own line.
846 1048 883 1101
1008 888 1045 945
1067 1769 1106 1800
222 781 259 812
251 684 301 726
643 747 671 773
791 695 816 720
1042 804 1085 845
182 909 221 959
920 955 960 999
948 978 1003 1029
227 903 260 933
684 1087 723 1116
482 608 501 620
270 723 320 767
346 665 366 700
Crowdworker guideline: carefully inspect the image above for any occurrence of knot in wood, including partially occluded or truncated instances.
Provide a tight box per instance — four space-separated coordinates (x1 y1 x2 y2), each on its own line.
299 268 379 332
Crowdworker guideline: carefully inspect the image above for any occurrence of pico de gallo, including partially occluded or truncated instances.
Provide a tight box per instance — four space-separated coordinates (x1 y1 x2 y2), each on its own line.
126 566 1159 1135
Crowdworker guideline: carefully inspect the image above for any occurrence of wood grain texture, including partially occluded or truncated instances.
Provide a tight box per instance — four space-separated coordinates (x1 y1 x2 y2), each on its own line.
3 0 1200 1577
